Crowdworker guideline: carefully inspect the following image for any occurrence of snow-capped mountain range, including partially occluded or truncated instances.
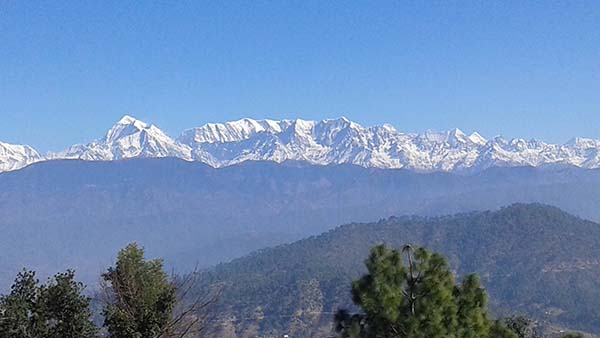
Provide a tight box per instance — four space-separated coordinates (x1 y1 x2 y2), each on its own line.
0 142 42 173
2 115 600 173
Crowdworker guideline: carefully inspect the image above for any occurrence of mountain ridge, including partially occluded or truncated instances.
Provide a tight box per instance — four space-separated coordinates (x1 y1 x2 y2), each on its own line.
0 141 42 172
192 203 600 337
3 115 600 173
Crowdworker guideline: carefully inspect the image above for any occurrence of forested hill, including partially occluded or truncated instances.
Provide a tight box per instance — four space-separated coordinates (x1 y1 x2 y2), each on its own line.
194 204 600 337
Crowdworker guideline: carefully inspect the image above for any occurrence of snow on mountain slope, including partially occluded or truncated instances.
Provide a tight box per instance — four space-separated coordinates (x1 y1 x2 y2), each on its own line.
53 115 192 161
178 117 600 171
0 141 42 172
3 115 600 173
179 118 288 144
178 118 497 171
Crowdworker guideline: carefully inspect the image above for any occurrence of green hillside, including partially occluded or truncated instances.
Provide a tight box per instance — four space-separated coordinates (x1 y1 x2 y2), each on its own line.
192 204 600 337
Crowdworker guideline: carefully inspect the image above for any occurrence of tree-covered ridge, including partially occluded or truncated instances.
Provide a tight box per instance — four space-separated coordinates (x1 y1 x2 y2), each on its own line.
193 204 600 337
1 210 592 338
1 204 596 337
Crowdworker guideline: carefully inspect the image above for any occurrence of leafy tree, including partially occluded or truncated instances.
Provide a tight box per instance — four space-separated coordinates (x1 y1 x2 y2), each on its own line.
38 270 98 338
0 269 96 338
0 270 40 338
335 244 517 338
101 243 214 338
102 243 177 338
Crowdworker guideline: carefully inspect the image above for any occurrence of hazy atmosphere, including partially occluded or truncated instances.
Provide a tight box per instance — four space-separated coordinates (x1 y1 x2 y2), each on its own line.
1 2 599 338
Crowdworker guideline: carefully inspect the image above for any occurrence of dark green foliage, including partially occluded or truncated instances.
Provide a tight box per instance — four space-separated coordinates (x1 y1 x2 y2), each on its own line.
0 270 96 338
456 274 492 338
336 245 517 338
0 270 39 338
38 271 98 338
503 316 541 338
191 204 600 335
102 243 176 338
490 321 521 338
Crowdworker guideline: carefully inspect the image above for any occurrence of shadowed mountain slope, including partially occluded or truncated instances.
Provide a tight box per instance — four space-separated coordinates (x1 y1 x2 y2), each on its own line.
2 159 600 290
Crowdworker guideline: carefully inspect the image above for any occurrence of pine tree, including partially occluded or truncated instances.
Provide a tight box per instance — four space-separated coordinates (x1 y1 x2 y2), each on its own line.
335 244 517 338
455 274 490 338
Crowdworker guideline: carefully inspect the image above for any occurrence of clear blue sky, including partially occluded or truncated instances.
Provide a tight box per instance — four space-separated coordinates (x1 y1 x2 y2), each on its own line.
1 1 599 152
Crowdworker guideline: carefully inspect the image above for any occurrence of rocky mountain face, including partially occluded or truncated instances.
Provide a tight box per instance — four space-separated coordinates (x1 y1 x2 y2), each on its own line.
3 115 600 172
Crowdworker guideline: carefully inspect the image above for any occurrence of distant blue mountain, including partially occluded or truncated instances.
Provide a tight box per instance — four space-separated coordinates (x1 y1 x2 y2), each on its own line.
1 158 600 288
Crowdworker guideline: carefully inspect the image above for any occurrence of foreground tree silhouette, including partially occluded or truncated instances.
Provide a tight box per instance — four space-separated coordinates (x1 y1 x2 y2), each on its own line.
102 243 217 338
335 244 517 338
0 270 96 338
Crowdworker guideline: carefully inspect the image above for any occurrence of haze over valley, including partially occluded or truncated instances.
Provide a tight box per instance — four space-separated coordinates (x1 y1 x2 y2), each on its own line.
2 2 600 337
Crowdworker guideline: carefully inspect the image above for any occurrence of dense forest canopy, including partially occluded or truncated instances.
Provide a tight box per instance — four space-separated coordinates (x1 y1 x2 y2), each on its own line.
190 204 600 336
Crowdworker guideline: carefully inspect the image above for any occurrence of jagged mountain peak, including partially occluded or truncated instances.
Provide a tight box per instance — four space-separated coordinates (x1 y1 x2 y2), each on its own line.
180 117 361 145
4 116 600 173
468 132 487 145
567 137 600 149
105 115 153 143
0 141 42 172
449 127 466 136
381 123 397 132
321 116 352 125
116 114 142 125
180 117 284 144
174 119 600 172
53 115 191 161
447 128 470 145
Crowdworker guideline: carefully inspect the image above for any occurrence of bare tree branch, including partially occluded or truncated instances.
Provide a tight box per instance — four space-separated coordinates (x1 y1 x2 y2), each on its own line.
154 267 223 338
